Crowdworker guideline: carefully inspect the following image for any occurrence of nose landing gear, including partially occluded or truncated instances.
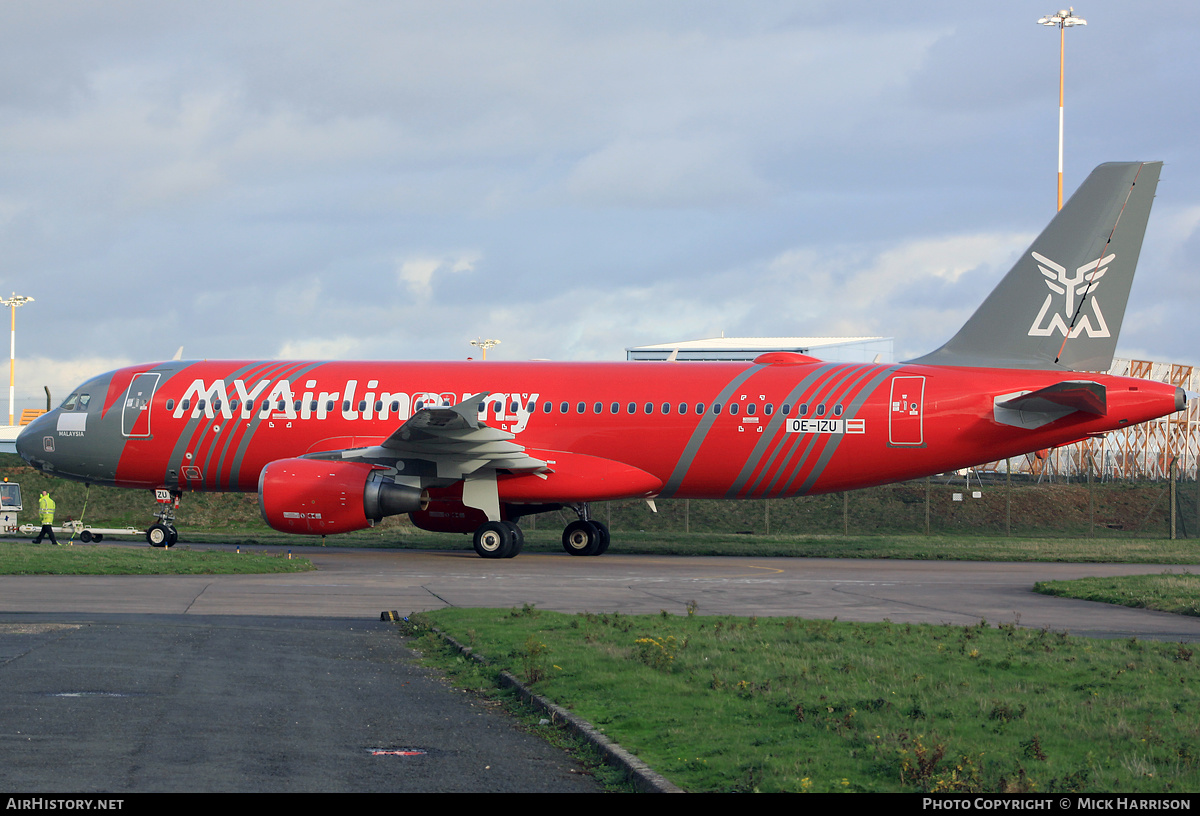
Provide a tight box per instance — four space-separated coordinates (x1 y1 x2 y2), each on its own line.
146 489 180 548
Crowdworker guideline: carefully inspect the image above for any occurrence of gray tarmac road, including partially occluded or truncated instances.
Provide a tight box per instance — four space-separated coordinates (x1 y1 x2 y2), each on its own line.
2 546 1198 793
2 547 1198 638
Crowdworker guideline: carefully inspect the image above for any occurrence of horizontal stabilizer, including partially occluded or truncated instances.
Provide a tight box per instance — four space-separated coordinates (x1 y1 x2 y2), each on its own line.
993 380 1106 429
909 162 1161 371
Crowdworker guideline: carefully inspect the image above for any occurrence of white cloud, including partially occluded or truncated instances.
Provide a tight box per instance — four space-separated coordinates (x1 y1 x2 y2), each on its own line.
396 252 481 301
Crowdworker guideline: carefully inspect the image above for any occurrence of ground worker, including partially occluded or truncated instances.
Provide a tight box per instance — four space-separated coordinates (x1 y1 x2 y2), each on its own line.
33 489 58 546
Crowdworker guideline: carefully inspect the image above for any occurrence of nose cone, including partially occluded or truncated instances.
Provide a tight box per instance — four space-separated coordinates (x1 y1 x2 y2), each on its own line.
15 411 56 470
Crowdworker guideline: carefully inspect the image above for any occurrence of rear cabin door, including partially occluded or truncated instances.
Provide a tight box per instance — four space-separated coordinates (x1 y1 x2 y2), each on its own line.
888 375 926 447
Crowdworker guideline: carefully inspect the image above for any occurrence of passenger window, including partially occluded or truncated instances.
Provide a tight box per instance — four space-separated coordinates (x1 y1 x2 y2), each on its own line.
696 403 705 414
166 399 175 411
197 399 207 411
212 400 222 411
799 403 809 416
390 401 400 413
575 401 584 414
543 401 552 413
661 402 671 414
610 402 619 414
765 403 774 415
593 402 602 414
560 401 569 413
182 399 191 411
325 400 334 412
627 402 636 414
374 401 383 412
644 402 653 414
712 403 722 414
816 404 826 417
781 403 790 415
729 402 739 415
678 403 688 415
358 400 367 412
746 403 756 415
834 404 844 416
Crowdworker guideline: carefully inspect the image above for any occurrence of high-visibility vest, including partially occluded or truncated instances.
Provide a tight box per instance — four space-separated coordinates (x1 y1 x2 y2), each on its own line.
38 495 55 525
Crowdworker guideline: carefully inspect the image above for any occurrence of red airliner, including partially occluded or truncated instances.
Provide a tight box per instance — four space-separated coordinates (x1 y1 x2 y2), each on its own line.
18 162 1183 557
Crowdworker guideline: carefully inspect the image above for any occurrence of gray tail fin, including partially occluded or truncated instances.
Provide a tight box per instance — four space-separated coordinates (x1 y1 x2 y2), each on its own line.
908 161 1161 371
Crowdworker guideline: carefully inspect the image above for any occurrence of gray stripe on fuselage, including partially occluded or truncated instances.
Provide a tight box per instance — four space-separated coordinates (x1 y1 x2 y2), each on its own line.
660 365 766 498
725 363 841 498
164 360 293 490
202 362 281 490
792 364 898 496
223 361 321 490
758 364 874 498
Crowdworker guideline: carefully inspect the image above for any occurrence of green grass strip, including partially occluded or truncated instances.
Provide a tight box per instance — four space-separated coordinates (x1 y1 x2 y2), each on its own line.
410 607 1199 793
0 542 314 575
1034 572 1200 617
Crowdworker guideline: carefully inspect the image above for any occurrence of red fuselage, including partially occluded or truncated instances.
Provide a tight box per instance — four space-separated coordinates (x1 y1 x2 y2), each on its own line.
22 357 1182 503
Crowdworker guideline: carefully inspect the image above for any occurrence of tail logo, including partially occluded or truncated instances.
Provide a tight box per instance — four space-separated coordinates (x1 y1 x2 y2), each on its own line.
1027 251 1114 338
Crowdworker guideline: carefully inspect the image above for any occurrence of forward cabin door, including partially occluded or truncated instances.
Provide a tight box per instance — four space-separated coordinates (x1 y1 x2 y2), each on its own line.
122 373 160 438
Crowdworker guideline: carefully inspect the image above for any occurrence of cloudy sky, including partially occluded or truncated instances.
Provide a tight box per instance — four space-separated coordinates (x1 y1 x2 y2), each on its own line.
2 1 1198 412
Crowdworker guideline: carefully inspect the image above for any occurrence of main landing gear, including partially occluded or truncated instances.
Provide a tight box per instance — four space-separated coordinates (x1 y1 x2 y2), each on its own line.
561 502 609 557
468 503 611 559
472 520 525 559
146 489 180 548
562 519 609 556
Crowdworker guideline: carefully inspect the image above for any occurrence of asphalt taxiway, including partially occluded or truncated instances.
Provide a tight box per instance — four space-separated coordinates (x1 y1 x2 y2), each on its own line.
2 547 1198 639
2 546 1198 792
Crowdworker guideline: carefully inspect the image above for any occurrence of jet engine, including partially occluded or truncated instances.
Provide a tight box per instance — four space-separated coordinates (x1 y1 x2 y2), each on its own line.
258 458 427 535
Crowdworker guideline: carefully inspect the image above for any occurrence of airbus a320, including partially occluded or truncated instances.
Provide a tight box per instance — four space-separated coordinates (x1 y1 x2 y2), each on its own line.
17 162 1183 557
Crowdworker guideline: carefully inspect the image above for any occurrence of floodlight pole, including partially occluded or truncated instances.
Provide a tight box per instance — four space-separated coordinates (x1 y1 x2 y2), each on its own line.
1039 8 1087 211
0 294 34 426
470 338 501 361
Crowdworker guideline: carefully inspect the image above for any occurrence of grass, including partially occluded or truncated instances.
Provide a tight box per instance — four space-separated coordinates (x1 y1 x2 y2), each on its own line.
1035 572 1200 617
407 606 1200 793
0 541 314 575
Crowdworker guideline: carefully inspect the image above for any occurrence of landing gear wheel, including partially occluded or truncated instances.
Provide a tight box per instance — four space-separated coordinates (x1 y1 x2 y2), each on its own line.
147 523 171 548
562 520 601 556
167 527 178 547
93 534 104 542
80 530 94 543
593 521 610 555
473 521 514 559
502 521 524 558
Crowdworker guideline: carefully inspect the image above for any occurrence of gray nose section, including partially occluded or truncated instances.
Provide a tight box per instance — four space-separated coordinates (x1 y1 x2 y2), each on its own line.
15 413 54 468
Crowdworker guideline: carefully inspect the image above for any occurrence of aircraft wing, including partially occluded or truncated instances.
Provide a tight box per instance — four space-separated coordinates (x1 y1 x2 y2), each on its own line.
312 392 547 480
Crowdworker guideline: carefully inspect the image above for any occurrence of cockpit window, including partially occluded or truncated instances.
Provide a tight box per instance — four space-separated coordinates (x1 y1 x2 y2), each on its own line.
60 393 91 411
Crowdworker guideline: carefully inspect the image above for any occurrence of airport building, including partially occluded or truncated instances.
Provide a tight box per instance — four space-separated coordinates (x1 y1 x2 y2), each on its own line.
626 336 894 364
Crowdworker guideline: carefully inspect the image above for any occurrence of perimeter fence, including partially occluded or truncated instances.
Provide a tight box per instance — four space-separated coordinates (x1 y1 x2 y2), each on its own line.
529 474 1200 539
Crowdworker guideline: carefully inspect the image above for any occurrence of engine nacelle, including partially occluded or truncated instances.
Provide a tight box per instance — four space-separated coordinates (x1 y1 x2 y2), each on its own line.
258 458 427 535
